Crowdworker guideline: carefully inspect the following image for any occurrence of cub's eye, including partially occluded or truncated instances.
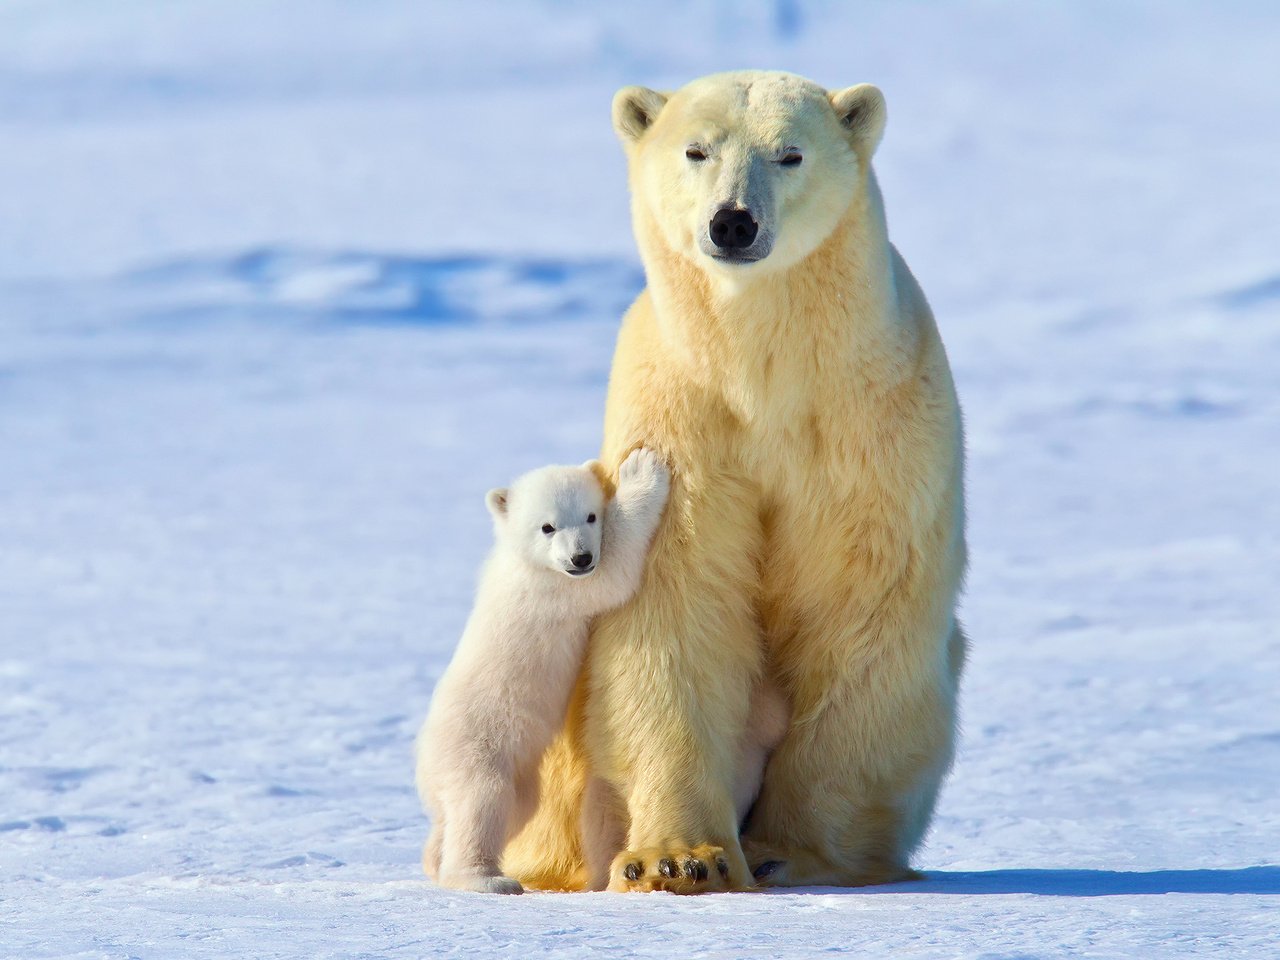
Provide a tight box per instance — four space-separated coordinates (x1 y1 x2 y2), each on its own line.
587 513 596 524
685 147 707 162
779 153 803 167
541 524 555 535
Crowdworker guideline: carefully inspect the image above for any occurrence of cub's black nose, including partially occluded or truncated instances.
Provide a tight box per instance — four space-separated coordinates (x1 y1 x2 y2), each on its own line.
572 552 594 568
709 208 758 250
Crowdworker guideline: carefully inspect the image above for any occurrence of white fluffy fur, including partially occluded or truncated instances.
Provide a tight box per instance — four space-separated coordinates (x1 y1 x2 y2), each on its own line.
416 449 669 894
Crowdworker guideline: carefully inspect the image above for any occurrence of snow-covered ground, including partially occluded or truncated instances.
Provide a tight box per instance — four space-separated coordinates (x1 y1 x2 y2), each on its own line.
2 2 1278 957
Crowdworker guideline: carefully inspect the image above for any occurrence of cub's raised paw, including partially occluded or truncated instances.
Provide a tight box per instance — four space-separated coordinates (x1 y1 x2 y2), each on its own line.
607 843 748 894
618 448 670 498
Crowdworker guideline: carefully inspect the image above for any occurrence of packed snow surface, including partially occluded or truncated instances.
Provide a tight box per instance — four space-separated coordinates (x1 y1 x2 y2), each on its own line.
2 2 1278 957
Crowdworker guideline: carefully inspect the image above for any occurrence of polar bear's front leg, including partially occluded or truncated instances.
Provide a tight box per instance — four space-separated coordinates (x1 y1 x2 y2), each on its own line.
584 469 762 893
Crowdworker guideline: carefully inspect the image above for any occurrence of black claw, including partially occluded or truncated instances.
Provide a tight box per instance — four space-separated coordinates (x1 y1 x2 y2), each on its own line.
623 862 642 882
682 858 709 881
753 860 782 880
716 857 730 879
657 858 679 879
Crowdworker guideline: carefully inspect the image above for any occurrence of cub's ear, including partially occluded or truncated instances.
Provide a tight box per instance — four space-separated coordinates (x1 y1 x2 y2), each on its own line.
612 86 668 144
485 488 509 519
582 459 616 499
829 83 886 155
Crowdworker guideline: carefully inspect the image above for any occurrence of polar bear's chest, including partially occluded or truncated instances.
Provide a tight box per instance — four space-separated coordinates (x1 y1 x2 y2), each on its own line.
741 380 941 568
741 392 890 495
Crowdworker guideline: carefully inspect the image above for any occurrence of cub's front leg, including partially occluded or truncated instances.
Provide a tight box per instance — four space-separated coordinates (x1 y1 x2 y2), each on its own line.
581 447 670 613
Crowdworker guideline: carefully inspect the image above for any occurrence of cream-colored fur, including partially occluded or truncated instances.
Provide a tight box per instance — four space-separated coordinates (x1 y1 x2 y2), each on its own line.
575 674 790 891
416 450 669 894
504 69 967 893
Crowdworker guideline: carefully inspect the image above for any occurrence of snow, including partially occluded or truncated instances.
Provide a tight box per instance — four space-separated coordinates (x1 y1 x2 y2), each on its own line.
2 2 1278 957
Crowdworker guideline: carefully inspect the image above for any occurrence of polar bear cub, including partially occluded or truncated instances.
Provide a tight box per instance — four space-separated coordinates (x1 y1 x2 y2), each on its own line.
416 449 670 894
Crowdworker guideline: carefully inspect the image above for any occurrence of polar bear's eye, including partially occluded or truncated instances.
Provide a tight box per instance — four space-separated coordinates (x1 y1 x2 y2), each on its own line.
541 523 555 535
685 147 707 162
587 513 596 524
779 153 803 167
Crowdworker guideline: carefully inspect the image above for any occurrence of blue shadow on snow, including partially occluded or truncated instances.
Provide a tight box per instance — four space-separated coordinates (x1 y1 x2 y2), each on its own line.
126 247 645 327
836 866 1280 897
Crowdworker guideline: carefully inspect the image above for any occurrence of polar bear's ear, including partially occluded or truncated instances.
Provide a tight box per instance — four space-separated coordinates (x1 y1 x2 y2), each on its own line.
485 488 509 520
582 459 616 498
829 84 886 155
612 86 668 144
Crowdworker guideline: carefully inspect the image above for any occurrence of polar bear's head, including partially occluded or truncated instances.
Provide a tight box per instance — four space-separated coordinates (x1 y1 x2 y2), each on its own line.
612 70 885 277
486 462 611 578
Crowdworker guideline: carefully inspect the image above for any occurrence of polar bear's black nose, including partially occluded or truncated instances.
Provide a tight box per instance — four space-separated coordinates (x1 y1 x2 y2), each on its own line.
572 552 594 568
709 208 758 250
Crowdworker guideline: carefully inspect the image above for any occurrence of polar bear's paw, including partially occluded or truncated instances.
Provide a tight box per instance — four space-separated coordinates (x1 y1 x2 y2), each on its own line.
743 839 924 888
607 843 748 894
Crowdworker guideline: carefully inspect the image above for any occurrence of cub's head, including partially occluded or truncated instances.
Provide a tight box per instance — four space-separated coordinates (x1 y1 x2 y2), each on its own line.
486 461 611 578
612 70 885 277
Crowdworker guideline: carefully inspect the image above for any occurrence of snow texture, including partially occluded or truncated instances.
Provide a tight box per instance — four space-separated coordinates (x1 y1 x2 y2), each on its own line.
2 2 1278 957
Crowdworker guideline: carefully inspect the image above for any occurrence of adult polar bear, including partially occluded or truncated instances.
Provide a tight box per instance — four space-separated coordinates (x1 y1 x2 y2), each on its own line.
504 70 967 893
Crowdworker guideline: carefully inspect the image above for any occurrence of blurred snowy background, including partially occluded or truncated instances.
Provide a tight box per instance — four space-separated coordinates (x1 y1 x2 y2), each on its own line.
1 2 1278 957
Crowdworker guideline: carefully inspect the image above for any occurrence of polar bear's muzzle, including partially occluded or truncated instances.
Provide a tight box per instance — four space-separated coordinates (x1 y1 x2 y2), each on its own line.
710 208 758 251
703 205 772 264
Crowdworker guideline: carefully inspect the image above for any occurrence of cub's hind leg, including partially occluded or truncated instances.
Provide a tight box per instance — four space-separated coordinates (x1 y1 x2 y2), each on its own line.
435 776 525 895
422 816 444 880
